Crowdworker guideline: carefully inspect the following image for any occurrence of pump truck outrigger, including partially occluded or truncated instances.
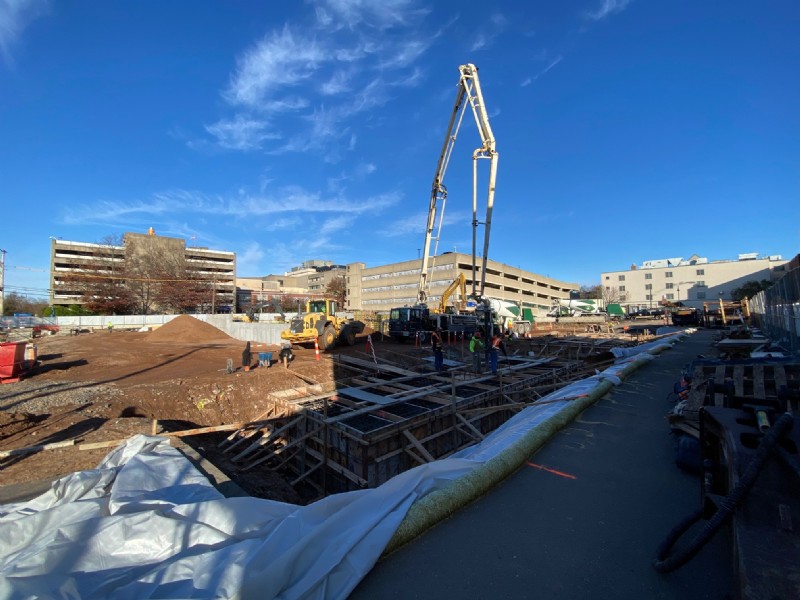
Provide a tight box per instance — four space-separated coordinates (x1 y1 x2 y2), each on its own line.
280 299 365 351
388 62 499 342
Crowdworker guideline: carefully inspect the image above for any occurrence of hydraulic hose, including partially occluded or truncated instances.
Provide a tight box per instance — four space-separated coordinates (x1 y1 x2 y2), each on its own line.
653 412 793 573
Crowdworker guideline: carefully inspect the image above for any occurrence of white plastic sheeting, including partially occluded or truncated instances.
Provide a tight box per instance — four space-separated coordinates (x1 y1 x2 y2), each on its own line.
0 359 653 599
611 331 686 361
0 436 478 599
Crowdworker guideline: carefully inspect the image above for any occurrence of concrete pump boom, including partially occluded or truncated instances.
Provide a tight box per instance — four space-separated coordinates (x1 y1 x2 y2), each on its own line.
417 63 498 305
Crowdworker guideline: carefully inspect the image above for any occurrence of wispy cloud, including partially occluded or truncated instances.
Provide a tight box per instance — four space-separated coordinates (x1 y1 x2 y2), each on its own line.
378 209 468 238
224 26 327 109
313 0 427 31
540 56 563 76
205 115 281 151
0 0 49 64
469 12 508 53
64 187 402 226
527 55 563 84
203 1 435 155
320 215 355 235
584 0 633 21
236 242 266 275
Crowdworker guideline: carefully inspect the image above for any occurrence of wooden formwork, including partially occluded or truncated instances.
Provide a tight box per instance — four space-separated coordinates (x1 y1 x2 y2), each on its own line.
217 352 589 497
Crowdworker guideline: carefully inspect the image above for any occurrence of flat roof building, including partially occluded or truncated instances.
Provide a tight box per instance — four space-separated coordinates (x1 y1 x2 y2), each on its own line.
601 253 788 311
50 230 236 313
346 252 578 318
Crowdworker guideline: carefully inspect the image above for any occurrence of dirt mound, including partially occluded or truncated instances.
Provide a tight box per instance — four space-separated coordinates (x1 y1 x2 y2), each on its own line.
147 315 233 344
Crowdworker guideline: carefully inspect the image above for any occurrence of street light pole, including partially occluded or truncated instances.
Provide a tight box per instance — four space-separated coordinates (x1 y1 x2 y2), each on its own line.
0 249 5 316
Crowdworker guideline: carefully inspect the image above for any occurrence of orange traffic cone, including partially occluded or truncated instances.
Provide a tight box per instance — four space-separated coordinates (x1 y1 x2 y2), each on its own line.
315 337 320 361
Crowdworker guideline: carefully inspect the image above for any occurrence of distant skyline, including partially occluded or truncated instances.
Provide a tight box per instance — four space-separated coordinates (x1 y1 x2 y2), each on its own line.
1 0 797 302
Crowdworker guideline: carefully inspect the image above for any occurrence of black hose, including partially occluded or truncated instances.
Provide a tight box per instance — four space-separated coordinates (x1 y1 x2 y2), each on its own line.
653 413 793 573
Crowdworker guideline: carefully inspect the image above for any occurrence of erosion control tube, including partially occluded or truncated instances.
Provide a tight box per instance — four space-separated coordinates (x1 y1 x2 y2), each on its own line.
652 412 794 573
382 337 680 557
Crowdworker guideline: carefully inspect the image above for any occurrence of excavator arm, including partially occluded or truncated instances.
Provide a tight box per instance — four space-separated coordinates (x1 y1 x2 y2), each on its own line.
438 273 467 313
417 63 498 304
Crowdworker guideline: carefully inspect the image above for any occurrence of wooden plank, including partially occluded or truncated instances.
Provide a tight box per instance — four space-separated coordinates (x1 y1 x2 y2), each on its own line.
773 365 788 395
240 426 323 471
402 430 435 463
405 447 428 466
752 364 766 400
456 413 485 440
290 459 324 486
334 354 418 377
714 365 727 406
79 439 129 451
304 446 368 487
733 365 745 398
0 439 75 458
231 416 304 462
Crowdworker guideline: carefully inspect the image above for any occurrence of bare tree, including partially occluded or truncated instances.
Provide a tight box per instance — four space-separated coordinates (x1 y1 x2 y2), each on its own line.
325 275 347 306
602 285 623 304
73 235 136 315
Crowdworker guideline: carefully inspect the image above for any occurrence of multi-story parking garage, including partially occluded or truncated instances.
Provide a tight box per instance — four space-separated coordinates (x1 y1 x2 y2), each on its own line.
346 252 578 318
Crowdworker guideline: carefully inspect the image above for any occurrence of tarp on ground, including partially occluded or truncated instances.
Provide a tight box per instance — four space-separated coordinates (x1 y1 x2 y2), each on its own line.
0 356 667 599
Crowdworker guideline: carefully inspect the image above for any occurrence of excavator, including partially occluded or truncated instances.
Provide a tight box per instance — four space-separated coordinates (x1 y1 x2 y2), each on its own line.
388 63 498 343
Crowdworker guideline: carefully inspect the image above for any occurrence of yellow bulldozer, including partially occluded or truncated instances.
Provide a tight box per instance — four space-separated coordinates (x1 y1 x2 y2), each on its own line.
280 299 365 351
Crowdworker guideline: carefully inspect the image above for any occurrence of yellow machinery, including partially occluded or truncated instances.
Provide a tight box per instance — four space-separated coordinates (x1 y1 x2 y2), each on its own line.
436 273 468 314
280 299 365 351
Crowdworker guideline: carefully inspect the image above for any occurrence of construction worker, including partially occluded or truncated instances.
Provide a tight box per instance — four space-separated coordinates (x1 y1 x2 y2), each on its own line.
469 331 484 374
490 333 502 374
242 341 252 371
431 328 444 372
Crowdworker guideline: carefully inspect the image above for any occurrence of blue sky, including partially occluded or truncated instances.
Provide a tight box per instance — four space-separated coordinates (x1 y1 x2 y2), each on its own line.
1 0 798 303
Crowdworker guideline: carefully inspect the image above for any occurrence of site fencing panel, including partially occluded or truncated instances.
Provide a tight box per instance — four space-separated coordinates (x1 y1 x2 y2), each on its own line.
749 267 800 353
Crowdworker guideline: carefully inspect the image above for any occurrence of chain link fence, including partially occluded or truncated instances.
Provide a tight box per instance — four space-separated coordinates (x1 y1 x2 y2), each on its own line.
749 267 800 353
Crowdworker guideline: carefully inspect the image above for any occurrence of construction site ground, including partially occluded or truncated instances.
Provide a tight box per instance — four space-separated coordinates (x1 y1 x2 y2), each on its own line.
0 315 660 504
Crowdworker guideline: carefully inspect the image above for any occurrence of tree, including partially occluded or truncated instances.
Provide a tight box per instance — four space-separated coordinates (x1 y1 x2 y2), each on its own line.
577 284 602 299
2 293 49 316
69 235 137 315
325 275 347 306
602 286 623 304
732 279 773 301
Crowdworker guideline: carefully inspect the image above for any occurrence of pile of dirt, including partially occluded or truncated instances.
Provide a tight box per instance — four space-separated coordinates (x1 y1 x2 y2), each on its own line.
147 315 233 344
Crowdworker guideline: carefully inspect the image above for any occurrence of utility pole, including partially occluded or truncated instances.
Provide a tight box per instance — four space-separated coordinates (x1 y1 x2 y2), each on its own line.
0 249 5 316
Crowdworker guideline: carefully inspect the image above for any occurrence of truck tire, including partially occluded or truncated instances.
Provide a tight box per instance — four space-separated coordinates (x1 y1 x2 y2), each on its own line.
340 326 356 346
318 325 336 351
417 331 427 343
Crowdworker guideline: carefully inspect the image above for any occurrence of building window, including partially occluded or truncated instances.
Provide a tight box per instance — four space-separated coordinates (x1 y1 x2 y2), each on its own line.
646 294 652 301
645 273 652 280
696 280 705 287
605 275 610 280
696 291 706 299
696 269 705 275
666 283 674 290
666 293 674 300
618 275 625 281
665 271 673 278
645 283 652 290
619 285 625 292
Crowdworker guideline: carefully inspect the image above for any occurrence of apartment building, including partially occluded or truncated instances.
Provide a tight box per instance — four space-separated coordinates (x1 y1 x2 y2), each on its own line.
602 253 788 311
346 252 578 317
50 230 236 312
